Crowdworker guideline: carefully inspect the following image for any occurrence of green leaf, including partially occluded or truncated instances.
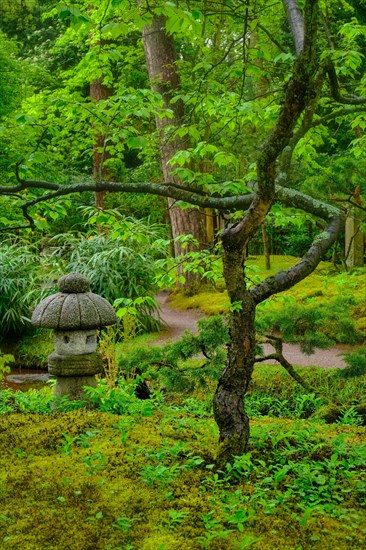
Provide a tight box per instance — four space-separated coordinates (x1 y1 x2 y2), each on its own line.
56 5 89 26
15 114 34 124
246 65 264 77
101 22 129 39
126 136 147 149
34 219 49 230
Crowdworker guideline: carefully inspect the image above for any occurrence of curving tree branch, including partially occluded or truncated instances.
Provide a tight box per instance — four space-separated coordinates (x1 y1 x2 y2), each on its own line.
326 59 366 105
256 335 314 392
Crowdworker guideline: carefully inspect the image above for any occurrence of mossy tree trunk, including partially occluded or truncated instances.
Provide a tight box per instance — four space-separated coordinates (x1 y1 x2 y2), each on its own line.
213 0 320 462
213 244 257 462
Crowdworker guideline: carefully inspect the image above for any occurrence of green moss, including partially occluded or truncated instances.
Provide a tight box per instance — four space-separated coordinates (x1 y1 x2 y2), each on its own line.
312 403 342 423
168 289 229 315
170 256 366 319
1 407 366 549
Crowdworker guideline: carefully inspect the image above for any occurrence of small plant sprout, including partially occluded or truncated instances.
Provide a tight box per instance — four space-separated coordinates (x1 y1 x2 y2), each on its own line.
113 516 140 533
161 509 190 530
58 433 78 456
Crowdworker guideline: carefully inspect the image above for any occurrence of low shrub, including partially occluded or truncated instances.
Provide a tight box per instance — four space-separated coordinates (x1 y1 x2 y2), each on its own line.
339 347 366 378
256 295 364 352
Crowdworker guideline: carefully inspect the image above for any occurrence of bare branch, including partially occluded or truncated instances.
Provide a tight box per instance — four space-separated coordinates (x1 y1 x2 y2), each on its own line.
0 172 345 232
257 22 287 53
20 203 36 229
256 335 314 391
0 178 257 214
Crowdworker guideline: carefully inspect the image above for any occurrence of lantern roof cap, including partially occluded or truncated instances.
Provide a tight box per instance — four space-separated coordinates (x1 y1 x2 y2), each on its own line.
31 273 117 330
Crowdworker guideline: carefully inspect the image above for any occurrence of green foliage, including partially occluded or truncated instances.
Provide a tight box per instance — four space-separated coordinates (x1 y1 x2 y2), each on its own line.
0 32 23 119
339 347 366 378
302 156 366 200
15 329 53 369
250 365 366 412
0 238 46 338
48 210 167 334
256 294 364 352
0 351 14 381
246 392 323 420
155 238 224 288
119 315 229 393
83 379 163 417
0 385 92 414
336 406 364 427
105 191 165 224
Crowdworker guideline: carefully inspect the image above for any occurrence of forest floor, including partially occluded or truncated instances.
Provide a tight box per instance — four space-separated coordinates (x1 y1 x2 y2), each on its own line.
154 291 348 368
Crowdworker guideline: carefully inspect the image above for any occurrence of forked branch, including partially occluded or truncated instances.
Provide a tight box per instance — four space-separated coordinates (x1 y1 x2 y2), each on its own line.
256 334 314 392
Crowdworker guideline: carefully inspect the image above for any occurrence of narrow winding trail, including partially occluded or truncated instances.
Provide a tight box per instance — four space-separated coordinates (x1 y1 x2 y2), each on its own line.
154 292 348 368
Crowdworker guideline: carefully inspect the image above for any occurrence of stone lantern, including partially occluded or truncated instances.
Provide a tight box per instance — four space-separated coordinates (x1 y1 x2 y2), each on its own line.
31 273 117 401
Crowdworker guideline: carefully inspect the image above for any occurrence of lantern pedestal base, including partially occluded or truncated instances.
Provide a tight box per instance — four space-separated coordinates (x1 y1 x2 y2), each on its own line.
53 374 98 402
48 352 103 405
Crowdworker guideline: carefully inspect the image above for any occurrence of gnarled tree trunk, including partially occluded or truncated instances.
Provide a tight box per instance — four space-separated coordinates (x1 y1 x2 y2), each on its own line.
213 0 319 462
213 240 257 462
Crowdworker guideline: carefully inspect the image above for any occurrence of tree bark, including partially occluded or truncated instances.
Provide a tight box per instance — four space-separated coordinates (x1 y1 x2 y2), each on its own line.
90 77 113 210
283 0 305 54
345 210 364 267
142 15 206 277
262 222 271 270
213 240 257 462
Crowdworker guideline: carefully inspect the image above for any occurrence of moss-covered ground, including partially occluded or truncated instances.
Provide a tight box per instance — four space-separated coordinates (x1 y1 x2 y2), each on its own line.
2 257 365 548
169 256 366 341
1 365 366 550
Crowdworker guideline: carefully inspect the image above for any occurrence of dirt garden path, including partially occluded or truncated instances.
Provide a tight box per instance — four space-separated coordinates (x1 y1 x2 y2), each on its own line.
154 292 348 368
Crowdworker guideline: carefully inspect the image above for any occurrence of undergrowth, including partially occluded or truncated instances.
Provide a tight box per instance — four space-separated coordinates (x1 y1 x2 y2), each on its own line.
1 257 365 548
0 389 365 549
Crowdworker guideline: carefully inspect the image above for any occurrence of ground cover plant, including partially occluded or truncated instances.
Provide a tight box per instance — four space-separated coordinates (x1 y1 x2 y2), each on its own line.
1 370 366 550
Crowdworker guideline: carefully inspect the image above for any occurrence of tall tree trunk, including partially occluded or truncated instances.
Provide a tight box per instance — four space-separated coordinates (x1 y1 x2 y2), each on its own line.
142 16 206 282
88 2 113 211
90 77 113 210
